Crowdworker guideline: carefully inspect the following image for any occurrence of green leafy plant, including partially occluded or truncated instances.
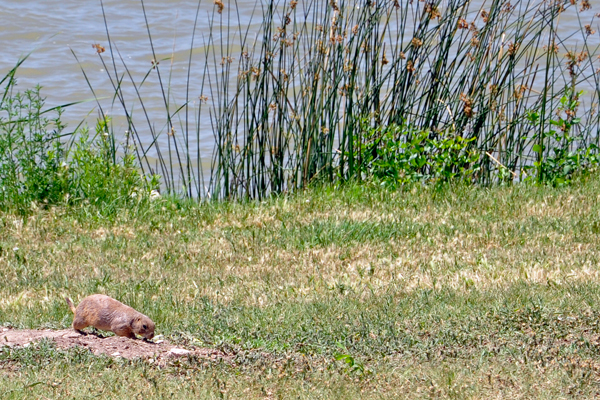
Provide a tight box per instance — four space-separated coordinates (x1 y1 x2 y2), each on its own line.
0 64 158 214
334 353 367 376
352 121 480 187
66 117 160 208
525 88 599 186
0 84 69 212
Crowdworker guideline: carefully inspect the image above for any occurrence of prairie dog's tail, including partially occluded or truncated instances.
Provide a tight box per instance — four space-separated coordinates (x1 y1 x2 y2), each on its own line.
65 297 76 314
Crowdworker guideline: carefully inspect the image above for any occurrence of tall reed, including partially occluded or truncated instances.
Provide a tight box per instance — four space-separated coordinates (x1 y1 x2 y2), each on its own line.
87 0 600 199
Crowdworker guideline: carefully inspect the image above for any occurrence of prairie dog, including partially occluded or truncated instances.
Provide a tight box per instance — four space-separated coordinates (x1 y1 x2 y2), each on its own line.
65 294 155 340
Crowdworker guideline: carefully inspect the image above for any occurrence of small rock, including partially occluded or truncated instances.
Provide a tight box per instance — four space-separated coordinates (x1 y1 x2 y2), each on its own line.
169 348 190 356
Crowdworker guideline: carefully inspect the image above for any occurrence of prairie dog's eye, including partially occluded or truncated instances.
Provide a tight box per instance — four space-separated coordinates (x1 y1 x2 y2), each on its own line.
143 325 147 329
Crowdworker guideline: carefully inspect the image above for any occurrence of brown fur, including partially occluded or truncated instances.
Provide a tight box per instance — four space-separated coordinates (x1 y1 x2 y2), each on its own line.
65 294 155 340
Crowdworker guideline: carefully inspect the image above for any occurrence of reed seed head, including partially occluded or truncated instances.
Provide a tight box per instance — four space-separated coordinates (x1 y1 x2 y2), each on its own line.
275 27 286 39
411 37 423 47
565 50 588 77
460 93 473 118
580 0 591 11
214 0 224 14
457 18 469 29
426 3 441 19
92 43 105 54
513 85 527 101
502 2 515 13
543 44 559 54
481 10 489 23
585 24 596 36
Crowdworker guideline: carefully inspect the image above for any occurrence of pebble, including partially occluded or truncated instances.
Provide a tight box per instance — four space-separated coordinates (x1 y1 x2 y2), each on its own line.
169 348 190 356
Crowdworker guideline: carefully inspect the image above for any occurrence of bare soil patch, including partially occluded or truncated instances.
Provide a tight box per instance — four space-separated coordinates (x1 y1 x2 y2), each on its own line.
0 327 230 361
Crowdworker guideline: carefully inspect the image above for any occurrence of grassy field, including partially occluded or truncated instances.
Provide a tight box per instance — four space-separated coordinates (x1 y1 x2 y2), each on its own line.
1 177 600 398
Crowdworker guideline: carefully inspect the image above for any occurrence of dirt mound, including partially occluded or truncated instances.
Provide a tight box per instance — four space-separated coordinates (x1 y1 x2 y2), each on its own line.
0 327 229 361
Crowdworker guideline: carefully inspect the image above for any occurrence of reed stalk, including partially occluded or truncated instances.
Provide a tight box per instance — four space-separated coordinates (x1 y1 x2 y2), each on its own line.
84 0 600 199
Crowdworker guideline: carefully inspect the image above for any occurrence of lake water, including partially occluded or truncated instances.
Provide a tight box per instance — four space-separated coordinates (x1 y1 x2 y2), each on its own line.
0 0 597 188
1 0 245 170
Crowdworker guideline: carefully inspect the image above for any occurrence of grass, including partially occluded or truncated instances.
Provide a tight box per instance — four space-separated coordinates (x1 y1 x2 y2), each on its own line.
2 0 600 397
1 177 600 397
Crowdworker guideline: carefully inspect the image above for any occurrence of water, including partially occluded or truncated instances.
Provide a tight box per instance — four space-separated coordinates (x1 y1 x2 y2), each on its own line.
0 0 597 190
0 0 241 170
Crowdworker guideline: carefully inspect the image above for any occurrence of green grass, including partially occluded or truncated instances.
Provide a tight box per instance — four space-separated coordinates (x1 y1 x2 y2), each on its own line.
1 177 600 397
3 0 600 396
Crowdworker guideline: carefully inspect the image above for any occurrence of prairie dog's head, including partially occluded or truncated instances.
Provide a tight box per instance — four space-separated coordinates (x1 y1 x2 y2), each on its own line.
133 315 155 340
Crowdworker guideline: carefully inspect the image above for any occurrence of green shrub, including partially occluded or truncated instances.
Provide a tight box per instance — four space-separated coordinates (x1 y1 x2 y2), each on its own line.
0 85 69 212
352 121 480 188
525 88 600 186
67 117 159 208
0 73 158 214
